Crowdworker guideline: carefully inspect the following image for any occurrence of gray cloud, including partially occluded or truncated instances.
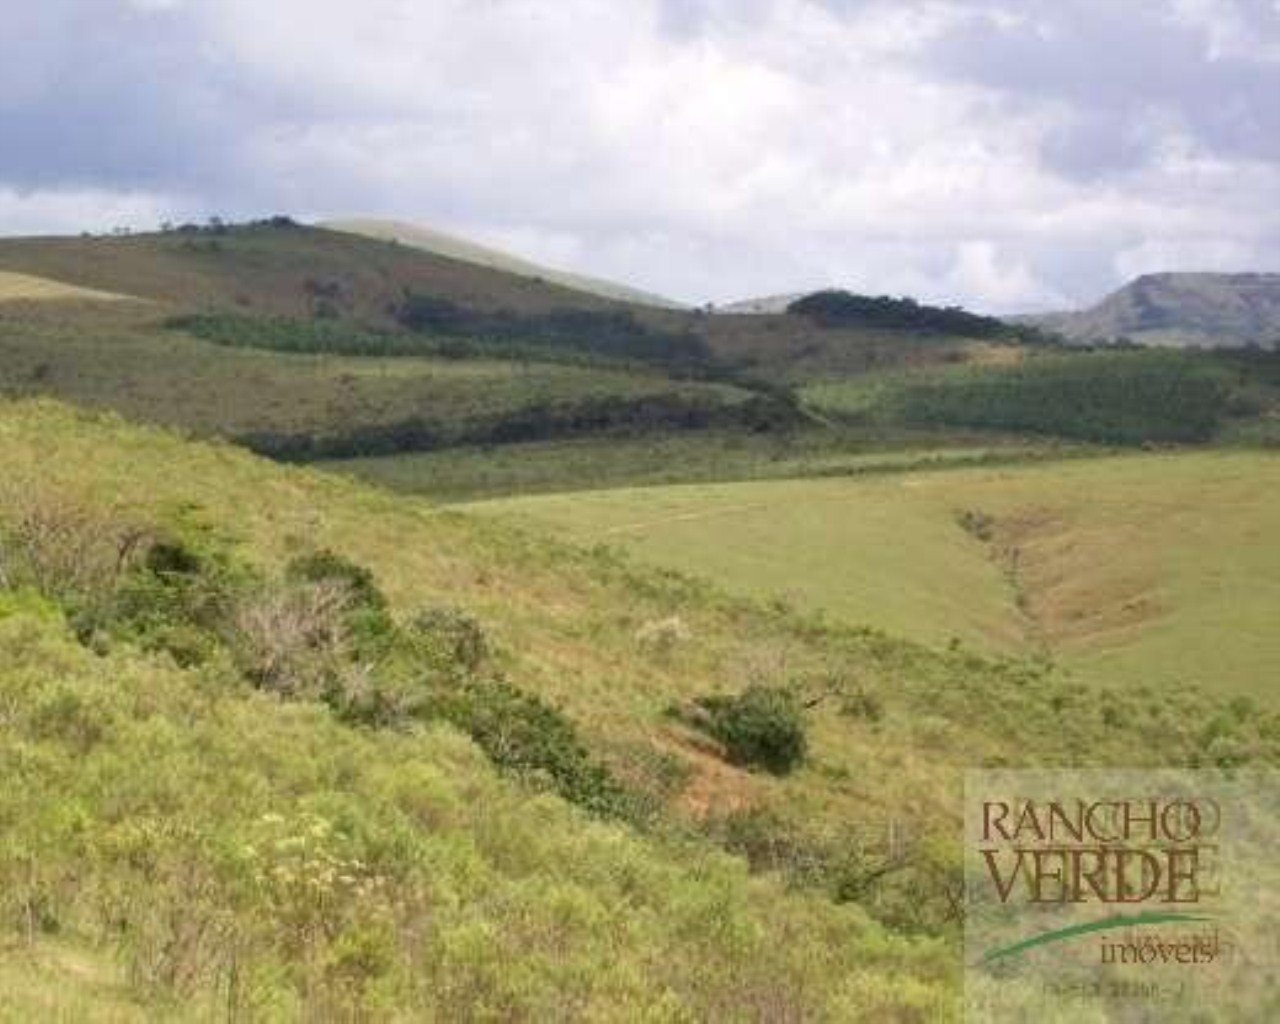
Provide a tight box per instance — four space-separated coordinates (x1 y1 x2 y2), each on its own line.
925 0 1280 179
2 0 1279 312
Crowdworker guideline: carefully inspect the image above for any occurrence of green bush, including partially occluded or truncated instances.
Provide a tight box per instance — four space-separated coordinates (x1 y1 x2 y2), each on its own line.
106 534 244 665
286 550 386 613
405 603 489 673
426 678 635 819
286 549 394 655
695 685 808 775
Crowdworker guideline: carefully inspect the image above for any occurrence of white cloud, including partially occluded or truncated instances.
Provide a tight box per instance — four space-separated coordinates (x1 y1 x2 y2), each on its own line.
945 241 1068 311
3 0 1280 311
1115 237 1266 279
0 187 179 237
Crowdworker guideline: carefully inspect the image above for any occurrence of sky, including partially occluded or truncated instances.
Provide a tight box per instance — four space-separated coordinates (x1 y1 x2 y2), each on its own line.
3 0 1280 312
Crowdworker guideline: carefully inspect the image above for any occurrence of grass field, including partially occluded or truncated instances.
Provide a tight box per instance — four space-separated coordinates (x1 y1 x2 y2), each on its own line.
474 450 1280 699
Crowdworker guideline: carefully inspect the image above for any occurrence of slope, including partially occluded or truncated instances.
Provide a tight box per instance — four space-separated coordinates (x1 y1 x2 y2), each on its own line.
0 220 632 322
0 270 135 304
1 399 1276 1015
322 216 684 309
474 450 1280 700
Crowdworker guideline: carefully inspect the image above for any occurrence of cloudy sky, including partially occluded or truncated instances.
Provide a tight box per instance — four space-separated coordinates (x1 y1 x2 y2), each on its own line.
3 0 1280 311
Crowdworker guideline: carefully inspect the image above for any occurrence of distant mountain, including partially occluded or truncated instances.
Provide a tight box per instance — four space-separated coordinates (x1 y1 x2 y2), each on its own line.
1022 272 1280 348
716 293 806 315
321 217 684 310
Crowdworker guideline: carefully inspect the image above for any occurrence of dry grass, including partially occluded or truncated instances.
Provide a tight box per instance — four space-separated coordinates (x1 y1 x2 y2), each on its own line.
0 271 132 303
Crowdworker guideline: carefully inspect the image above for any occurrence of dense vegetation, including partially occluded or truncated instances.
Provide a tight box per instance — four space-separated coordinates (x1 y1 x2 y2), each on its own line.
4 221 1277 474
3 219 1280 1017
807 350 1239 444
169 310 715 376
240 390 798 461
788 289 1041 341
890 351 1232 443
396 293 718 374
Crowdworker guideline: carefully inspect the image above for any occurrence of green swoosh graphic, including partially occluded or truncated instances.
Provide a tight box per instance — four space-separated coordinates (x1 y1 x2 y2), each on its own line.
982 911 1212 963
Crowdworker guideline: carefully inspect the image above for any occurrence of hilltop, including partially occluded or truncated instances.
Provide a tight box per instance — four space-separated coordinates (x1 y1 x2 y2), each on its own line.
0 218 630 322
322 217 684 309
1023 271 1280 348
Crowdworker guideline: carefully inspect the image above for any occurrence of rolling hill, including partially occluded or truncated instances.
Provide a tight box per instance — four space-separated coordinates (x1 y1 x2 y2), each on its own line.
1024 271 1280 348
472 450 1280 700
0 221 775 459
322 217 684 309
2 399 1276 1016
0 215 1278 1018
1 218 1276 487
0 219 632 322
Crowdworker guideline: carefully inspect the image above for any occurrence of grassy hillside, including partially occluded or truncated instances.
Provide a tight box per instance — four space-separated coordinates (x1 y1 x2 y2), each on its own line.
2 399 1275 1016
475 450 1280 700
0 300 755 460
0 221 634 323
0 221 1026 380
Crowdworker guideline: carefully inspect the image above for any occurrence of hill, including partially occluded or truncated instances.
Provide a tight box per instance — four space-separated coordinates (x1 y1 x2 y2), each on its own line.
2 398 1276 1016
2 219 1275 483
472 448 1280 700
1023 272 1280 347
322 217 684 309
0 222 781 460
0 219 633 322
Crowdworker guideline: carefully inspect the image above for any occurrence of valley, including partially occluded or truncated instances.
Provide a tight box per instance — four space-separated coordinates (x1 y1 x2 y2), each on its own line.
0 217 1276 1019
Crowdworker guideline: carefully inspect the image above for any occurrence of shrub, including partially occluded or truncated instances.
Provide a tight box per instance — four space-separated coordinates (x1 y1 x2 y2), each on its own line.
954 508 995 543
0 482 149 607
405 604 489 673
229 579 354 698
426 678 634 819
695 685 808 775
102 533 246 665
286 549 396 656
